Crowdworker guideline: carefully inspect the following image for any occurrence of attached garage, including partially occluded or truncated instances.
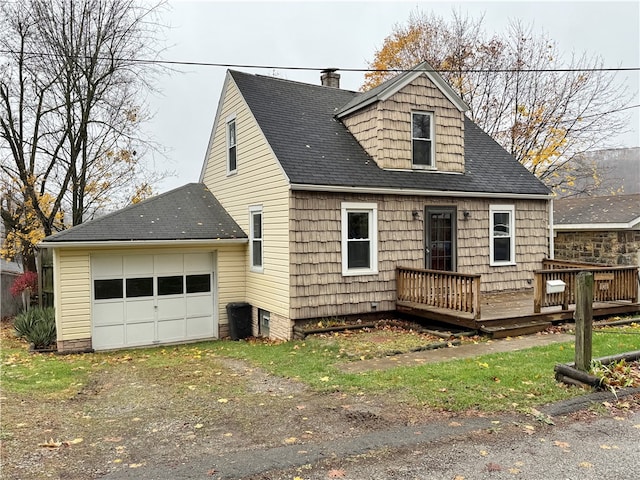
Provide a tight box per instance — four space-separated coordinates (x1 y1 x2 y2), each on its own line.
92 253 215 350
40 184 248 353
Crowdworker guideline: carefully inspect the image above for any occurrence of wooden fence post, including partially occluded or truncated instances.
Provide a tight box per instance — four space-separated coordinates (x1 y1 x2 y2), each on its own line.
574 271 594 372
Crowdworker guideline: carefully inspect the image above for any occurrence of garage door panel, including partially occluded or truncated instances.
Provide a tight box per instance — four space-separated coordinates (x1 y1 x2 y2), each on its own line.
125 299 155 323
158 318 186 342
124 255 153 276
154 254 184 274
187 316 214 338
184 253 212 272
187 295 214 317
93 325 125 350
92 256 123 277
93 302 124 326
126 322 155 346
157 297 185 320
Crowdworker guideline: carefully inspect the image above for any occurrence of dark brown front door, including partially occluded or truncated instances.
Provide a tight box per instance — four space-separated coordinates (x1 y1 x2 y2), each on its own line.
425 207 456 271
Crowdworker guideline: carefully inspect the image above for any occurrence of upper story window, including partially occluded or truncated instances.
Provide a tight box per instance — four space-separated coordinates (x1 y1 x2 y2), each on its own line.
227 116 237 174
489 205 516 266
249 206 263 272
412 111 435 168
341 202 378 276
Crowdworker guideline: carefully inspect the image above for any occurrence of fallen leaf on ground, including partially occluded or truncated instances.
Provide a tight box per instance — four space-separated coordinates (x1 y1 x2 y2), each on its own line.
554 440 570 450
64 438 83 445
579 462 593 468
194 424 203 429
217 398 229 403
328 468 346 478
284 436 297 444
39 439 62 448
129 463 144 468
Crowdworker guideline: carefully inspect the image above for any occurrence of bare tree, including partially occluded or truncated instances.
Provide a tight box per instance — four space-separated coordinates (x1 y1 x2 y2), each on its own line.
364 9 633 196
0 0 167 268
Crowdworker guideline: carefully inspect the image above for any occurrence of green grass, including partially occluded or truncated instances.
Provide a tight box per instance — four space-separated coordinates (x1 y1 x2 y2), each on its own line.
2 324 639 412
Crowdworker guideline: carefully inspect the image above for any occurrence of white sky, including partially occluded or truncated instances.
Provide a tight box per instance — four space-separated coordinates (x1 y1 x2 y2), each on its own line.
147 0 640 193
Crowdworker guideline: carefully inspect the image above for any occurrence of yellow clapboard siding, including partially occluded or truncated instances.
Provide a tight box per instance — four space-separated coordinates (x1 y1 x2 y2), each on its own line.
201 75 291 321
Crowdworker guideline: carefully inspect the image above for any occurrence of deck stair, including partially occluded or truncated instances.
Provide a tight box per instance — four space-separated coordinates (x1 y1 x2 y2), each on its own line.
478 320 551 339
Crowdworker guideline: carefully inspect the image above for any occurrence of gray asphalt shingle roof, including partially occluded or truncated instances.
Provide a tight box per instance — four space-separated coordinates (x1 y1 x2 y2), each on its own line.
230 70 550 196
43 183 247 243
554 194 640 226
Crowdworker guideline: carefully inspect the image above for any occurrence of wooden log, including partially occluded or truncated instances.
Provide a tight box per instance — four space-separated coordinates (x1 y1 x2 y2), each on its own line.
554 363 603 388
574 272 594 372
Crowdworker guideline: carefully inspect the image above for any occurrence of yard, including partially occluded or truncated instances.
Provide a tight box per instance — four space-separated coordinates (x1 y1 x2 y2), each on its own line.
1 318 639 479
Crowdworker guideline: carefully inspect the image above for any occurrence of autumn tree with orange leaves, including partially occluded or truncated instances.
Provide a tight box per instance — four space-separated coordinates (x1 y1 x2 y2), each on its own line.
0 0 168 270
364 10 633 196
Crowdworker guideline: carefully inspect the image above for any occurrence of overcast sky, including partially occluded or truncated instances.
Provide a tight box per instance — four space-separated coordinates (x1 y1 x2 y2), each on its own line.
147 0 640 193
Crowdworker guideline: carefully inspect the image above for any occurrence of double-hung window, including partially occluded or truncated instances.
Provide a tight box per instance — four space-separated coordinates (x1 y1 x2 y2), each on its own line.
341 202 378 276
412 111 435 168
227 116 237 173
249 206 263 272
489 205 516 266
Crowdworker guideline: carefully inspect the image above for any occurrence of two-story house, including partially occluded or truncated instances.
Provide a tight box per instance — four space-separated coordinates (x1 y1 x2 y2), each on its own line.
42 63 553 352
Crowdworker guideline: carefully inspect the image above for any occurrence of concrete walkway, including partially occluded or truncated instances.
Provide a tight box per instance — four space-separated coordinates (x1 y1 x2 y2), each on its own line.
339 333 575 374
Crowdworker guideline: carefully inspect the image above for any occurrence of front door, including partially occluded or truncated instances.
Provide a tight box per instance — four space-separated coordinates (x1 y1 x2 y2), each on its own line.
425 207 456 271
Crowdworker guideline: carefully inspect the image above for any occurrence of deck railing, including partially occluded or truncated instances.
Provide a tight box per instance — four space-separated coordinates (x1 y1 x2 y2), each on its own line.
534 264 639 312
396 267 482 319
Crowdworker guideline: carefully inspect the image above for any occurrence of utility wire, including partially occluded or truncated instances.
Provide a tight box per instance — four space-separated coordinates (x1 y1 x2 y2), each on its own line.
1 49 639 74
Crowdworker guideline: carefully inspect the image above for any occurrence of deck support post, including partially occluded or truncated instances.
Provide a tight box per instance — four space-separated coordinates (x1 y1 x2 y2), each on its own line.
574 272 593 372
473 275 481 320
533 272 543 313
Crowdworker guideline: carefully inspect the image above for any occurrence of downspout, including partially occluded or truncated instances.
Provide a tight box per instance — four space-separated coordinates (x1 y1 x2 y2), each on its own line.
548 198 555 260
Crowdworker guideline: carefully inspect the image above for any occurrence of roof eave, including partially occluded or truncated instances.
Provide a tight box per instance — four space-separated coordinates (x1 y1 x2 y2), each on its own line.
290 183 552 200
554 219 640 231
336 62 469 119
39 238 249 249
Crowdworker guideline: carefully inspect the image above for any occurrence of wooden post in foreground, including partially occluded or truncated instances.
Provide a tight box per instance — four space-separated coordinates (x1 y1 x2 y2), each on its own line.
574 272 594 372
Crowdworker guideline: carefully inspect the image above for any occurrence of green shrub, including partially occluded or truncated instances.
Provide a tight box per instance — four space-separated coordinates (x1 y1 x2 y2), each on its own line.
13 307 56 349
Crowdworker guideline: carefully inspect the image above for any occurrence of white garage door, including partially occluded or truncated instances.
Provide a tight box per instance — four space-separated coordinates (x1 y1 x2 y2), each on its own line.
91 253 215 350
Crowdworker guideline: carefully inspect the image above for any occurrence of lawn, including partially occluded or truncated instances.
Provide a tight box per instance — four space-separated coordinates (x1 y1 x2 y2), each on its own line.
1 320 639 479
4 320 638 411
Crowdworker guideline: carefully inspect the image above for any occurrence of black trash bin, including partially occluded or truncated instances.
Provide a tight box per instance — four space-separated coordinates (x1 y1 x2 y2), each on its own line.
226 302 252 340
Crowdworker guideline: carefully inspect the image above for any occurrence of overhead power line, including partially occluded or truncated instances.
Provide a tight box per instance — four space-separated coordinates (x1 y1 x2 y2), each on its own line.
1 49 639 74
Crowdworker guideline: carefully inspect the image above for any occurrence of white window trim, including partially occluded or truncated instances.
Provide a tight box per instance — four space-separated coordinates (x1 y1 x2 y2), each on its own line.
249 205 263 273
411 111 436 170
226 113 237 175
341 202 378 276
489 204 516 266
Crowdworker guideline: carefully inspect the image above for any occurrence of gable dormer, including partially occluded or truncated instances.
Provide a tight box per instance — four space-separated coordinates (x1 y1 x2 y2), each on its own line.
338 62 468 173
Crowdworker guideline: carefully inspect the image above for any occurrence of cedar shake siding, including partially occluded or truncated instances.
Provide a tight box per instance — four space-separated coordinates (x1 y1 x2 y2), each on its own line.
342 74 465 173
289 191 549 320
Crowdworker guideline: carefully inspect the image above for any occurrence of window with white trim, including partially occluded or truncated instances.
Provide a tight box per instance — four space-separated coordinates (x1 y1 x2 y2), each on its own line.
341 202 378 276
227 116 237 173
412 111 435 168
490 205 516 266
249 206 263 272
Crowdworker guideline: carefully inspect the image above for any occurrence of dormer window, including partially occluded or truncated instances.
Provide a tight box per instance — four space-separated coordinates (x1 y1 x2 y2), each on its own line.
412 111 435 168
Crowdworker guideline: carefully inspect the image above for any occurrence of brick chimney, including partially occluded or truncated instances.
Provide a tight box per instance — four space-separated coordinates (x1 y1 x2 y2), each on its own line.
320 68 340 88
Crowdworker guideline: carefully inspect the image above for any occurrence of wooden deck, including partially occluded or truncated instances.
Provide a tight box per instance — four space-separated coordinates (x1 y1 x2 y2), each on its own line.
396 262 640 337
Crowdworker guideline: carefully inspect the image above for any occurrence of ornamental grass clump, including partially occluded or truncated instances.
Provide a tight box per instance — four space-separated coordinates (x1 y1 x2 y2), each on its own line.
13 307 56 350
